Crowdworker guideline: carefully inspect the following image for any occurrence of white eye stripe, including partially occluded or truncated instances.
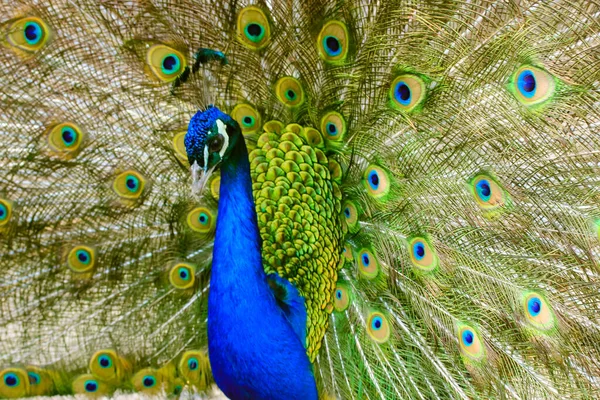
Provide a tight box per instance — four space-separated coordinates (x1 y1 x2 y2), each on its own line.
215 119 229 158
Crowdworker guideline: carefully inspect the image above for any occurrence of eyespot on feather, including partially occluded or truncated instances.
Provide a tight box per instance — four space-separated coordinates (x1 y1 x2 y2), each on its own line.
113 170 146 199
509 65 556 107
6 17 50 53
0 368 29 399
522 291 556 331
469 173 509 212
357 248 378 279
178 351 209 389
146 45 186 82
407 236 438 273
320 111 346 142
47 123 85 158
236 6 270 50
457 324 485 362
232 104 261 135
363 165 390 200
89 350 129 384
275 77 305 107
132 368 163 393
187 207 216 234
67 245 96 273
0 199 13 227
72 374 111 397
317 20 349 63
25 367 53 396
389 74 427 112
342 201 359 232
333 284 350 312
169 263 196 290
366 311 390 343
209 175 221 200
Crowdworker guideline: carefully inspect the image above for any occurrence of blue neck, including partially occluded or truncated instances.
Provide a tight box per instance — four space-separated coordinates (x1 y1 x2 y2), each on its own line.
207 136 317 400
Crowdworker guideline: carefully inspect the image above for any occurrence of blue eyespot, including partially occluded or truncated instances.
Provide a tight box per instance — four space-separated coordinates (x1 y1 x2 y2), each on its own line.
285 89 297 101
28 372 40 385
4 373 19 387
178 267 190 281
362 253 370 267
242 116 255 128
143 376 156 388
394 81 411 106
335 289 342 299
367 170 380 190
0 204 6 221
161 54 181 75
198 213 209 225
527 297 542 316
24 21 43 45
98 355 112 368
344 207 351 218
76 249 90 265
413 241 425 260
188 358 198 371
323 35 342 56
462 330 474 347
371 316 383 330
125 175 140 193
326 122 338 137
61 127 77 146
84 380 98 392
475 179 491 202
517 70 536 98
245 23 265 42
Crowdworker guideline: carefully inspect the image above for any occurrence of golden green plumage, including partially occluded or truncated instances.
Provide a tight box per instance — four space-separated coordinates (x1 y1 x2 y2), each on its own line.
1 0 600 398
250 123 344 360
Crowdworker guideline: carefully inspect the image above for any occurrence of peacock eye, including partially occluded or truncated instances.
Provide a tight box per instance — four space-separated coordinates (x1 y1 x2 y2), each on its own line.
28 372 39 385
209 135 225 152
143 376 156 388
188 358 199 370
389 74 427 112
84 380 98 392
146 45 186 82
169 263 196 289
317 20 349 63
4 373 19 387
509 65 556 107
237 6 271 50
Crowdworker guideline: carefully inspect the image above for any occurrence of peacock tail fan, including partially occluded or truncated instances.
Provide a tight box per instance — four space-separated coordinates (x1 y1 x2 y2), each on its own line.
1 0 600 399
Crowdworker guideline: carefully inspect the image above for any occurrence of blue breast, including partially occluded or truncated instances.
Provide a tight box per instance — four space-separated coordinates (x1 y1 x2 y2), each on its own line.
207 137 317 400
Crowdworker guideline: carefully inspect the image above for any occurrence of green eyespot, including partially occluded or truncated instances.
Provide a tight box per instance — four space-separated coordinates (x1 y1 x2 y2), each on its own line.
187 207 216 234
275 77 305 107
236 6 271 50
169 263 196 289
317 21 349 63
147 45 186 82
113 170 147 199
232 104 261 135
67 245 96 273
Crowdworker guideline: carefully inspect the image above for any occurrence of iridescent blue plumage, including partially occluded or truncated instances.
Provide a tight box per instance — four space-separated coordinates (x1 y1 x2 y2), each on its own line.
185 107 317 400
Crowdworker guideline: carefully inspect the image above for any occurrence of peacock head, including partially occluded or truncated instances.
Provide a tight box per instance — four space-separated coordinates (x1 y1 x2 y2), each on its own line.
185 105 241 193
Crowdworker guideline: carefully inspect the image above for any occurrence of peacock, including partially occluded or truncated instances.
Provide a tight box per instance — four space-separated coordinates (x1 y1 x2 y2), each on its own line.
1 0 600 398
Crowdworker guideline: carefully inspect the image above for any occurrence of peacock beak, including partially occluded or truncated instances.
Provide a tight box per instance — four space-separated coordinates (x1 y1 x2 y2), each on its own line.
191 160 216 197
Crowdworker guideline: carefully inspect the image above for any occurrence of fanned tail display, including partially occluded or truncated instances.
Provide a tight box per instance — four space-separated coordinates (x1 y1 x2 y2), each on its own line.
1 0 600 399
